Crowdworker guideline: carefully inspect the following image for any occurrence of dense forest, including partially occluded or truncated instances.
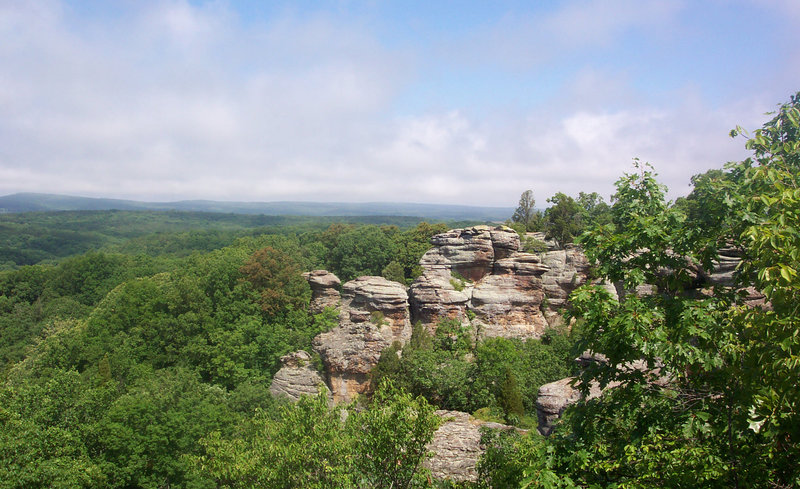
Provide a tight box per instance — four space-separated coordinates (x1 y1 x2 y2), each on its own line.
1 92 799 488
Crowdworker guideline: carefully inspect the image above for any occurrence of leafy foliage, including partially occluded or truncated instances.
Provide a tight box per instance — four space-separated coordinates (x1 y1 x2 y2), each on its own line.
195 382 440 489
239 246 310 318
373 318 574 425
544 193 583 248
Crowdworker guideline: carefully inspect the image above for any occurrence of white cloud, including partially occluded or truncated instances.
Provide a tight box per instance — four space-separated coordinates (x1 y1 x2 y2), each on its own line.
0 1 792 207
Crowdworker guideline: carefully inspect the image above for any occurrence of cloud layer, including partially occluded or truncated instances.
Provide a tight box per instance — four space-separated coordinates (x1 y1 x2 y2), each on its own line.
0 1 797 206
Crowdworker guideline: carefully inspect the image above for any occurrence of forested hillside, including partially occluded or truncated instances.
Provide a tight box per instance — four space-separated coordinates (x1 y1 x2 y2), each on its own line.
1 92 799 488
0 218 467 487
0 211 457 270
0 194 513 222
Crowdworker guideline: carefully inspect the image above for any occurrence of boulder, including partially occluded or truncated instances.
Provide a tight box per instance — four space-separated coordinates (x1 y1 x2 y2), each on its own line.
425 226 498 282
471 254 549 338
536 377 603 436
424 410 517 483
269 350 331 402
341 276 411 341
313 322 389 403
540 246 590 309
536 353 668 436
408 268 471 332
303 270 341 314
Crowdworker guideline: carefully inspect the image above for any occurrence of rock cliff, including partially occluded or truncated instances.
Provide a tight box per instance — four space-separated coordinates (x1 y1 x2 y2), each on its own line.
410 226 554 339
276 225 766 479
294 226 607 405
312 275 411 403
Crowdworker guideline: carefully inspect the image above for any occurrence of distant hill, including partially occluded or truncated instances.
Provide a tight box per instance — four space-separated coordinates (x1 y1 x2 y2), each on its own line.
0 193 513 221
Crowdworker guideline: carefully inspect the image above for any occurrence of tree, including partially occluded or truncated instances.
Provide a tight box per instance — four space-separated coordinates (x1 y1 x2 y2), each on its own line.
726 92 800 483
576 191 612 228
240 246 309 318
381 260 406 284
350 380 440 489
498 367 524 425
196 393 355 489
544 193 583 248
326 226 397 281
512 190 543 231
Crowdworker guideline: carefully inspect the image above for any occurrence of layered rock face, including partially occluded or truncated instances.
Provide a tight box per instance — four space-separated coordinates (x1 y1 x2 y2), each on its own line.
269 350 331 402
312 275 411 403
540 247 590 312
303 270 341 314
410 226 553 339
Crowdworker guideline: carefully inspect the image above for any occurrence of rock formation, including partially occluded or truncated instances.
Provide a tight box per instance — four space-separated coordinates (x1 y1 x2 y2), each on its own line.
424 410 516 482
539 245 592 323
269 350 331 402
312 275 410 403
410 226 553 339
535 377 606 436
536 353 671 436
303 270 341 314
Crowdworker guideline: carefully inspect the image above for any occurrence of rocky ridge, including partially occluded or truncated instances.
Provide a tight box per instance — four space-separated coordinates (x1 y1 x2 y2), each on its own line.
410 225 596 339
274 225 604 417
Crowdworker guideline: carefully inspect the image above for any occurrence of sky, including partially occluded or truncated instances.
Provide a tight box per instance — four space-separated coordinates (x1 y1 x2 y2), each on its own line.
0 0 798 206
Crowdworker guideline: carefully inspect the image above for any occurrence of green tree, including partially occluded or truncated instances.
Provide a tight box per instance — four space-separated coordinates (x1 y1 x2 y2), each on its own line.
326 226 397 281
544 193 582 248
726 92 800 482
240 246 310 318
498 368 524 425
512 190 543 232
576 191 612 228
196 393 355 489
517 94 800 488
381 260 406 284
350 380 441 489
0 370 109 489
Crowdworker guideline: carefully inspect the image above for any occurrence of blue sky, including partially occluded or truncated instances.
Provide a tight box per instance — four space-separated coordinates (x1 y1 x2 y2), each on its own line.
0 0 798 206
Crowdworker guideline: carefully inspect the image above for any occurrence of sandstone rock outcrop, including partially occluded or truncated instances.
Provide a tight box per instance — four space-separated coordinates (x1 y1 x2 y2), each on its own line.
410 226 553 339
471 254 550 338
424 410 516 482
535 377 605 436
312 276 410 403
303 270 341 314
540 247 590 307
269 350 331 402
700 245 767 307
